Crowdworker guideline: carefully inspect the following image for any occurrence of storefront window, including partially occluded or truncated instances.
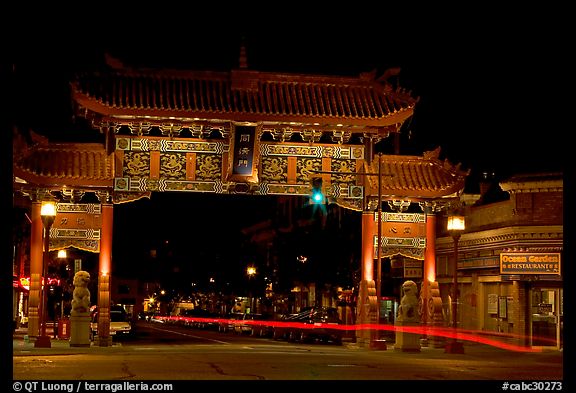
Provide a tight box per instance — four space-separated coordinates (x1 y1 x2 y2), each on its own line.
531 288 562 348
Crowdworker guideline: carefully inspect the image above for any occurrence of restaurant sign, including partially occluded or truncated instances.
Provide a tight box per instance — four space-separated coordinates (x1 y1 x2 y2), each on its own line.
499 252 561 275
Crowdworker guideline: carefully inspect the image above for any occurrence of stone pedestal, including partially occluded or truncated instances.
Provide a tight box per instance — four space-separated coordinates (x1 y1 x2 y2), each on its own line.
394 321 421 352
354 280 377 348
69 312 91 347
428 322 447 348
97 335 113 347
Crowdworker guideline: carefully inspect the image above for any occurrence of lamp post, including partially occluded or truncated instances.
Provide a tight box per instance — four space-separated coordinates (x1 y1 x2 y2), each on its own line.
445 213 465 354
375 153 383 341
35 201 56 348
57 249 68 320
246 266 256 312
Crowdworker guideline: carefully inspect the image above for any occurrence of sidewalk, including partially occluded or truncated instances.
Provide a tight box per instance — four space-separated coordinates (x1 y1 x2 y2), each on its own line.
12 326 124 356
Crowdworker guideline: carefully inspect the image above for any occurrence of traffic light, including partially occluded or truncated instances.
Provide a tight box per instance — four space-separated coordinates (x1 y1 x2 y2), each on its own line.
309 176 325 204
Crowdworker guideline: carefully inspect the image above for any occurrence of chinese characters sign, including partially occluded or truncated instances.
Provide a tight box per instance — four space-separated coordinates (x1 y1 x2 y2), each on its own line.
51 203 102 252
375 212 427 260
229 125 258 182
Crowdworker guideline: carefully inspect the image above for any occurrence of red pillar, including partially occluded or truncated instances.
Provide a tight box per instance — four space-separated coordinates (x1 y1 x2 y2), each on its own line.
421 208 444 348
99 203 113 276
28 201 43 337
356 211 377 347
424 212 437 283
97 202 113 346
361 211 375 282
420 211 437 329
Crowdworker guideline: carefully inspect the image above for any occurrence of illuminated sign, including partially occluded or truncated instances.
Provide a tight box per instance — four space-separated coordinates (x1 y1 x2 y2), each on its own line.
374 212 427 259
403 260 423 278
52 203 102 252
499 252 561 275
18 277 61 290
228 125 259 183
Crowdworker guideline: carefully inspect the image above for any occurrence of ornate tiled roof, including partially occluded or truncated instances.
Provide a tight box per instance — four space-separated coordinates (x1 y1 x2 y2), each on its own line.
13 132 113 188
71 67 418 128
364 147 469 199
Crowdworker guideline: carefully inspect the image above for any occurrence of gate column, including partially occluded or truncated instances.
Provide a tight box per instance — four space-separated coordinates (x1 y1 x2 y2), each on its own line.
27 199 43 337
355 210 378 347
420 203 444 347
96 195 114 346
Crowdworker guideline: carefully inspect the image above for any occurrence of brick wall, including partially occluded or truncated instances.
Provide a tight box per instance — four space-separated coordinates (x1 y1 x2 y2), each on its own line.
512 192 563 225
464 191 563 232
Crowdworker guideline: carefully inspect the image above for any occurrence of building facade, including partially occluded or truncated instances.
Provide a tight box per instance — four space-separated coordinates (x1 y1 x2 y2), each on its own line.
435 172 563 349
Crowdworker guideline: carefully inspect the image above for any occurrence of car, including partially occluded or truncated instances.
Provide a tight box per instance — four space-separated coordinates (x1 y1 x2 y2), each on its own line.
271 307 343 344
233 313 274 336
249 314 275 338
271 309 314 341
296 307 344 344
90 305 132 340
182 309 220 330
217 312 244 333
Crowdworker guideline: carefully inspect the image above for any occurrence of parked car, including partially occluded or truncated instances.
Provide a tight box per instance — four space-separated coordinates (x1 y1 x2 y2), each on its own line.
233 313 274 336
180 309 220 330
271 307 343 344
297 307 343 344
217 312 244 333
249 314 275 338
90 305 132 340
271 309 314 341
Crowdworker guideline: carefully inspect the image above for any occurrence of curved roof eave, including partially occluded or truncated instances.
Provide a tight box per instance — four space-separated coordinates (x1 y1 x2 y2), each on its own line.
12 140 115 190
362 148 470 199
72 91 415 128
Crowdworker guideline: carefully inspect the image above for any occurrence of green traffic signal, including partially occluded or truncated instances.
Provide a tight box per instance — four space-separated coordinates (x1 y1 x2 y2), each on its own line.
310 176 325 204
312 189 324 203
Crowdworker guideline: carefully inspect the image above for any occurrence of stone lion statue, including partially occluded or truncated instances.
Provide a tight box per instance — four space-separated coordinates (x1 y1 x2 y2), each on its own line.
396 280 420 323
71 271 91 314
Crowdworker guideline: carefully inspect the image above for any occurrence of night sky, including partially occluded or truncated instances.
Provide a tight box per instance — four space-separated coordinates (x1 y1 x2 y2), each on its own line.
8 7 565 287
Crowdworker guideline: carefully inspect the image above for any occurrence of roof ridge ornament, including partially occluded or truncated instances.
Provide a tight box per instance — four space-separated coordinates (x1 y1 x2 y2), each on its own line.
377 67 401 84
104 53 125 70
359 69 377 81
423 146 442 160
239 36 248 69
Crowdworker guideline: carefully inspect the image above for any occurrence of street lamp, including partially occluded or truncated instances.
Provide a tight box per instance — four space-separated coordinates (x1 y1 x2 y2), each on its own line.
35 201 56 348
246 266 257 312
376 153 382 324
246 266 257 277
57 248 68 320
445 213 465 354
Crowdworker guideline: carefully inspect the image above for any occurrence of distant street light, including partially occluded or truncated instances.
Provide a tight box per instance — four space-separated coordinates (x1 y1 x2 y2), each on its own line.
246 266 257 312
35 201 56 348
445 213 465 354
246 266 257 277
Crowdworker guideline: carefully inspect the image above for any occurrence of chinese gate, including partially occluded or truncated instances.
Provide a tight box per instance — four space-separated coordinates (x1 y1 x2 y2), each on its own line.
13 53 468 347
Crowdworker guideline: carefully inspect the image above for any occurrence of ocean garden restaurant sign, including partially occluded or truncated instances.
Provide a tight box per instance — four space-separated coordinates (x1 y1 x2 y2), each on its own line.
500 252 561 275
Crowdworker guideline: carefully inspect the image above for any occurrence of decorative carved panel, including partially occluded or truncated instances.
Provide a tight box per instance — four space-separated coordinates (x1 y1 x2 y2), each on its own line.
113 135 365 210
51 203 102 252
